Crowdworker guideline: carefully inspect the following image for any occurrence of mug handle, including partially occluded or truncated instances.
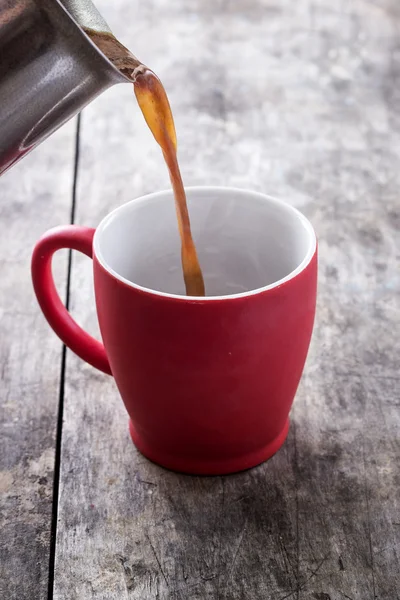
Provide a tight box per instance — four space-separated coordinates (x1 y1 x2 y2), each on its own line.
31 225 112 375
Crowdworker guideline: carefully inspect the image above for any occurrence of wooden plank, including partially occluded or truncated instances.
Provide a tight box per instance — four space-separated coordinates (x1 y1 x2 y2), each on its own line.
55 0 400 599
0 123 76 598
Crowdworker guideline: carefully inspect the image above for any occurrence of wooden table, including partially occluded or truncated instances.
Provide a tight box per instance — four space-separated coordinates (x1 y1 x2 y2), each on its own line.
1 1 399 598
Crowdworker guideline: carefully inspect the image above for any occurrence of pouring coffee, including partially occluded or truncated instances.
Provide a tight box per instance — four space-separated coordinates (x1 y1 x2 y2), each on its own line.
0 0 204 296
83 28 205 295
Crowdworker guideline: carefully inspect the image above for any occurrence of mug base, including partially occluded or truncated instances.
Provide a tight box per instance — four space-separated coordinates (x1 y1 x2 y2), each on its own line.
128 419 290 475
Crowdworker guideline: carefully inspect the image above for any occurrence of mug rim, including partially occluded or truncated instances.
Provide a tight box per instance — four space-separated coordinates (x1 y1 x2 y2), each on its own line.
93 186 317 302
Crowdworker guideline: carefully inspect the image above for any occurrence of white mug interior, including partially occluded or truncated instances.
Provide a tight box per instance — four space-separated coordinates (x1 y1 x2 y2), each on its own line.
94 187 316 299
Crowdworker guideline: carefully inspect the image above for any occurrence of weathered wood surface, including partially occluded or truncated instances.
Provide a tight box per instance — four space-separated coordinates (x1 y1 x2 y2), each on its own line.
0 123 76 599
2 0 399 598
52 0 400 599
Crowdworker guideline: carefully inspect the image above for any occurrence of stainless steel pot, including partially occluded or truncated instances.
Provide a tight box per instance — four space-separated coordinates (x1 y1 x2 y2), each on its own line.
0 0 131 174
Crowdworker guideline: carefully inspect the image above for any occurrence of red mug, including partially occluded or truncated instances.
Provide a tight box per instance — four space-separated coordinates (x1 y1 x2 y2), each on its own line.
32 187 317 475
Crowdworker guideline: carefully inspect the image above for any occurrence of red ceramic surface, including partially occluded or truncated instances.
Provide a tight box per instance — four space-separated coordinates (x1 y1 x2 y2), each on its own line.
31 188 317 475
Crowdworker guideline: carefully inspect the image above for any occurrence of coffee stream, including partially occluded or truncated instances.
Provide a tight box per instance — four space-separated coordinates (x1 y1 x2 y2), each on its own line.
85 29 205 297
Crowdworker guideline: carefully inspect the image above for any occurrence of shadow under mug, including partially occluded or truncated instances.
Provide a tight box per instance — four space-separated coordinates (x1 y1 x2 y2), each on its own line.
31 187 317 475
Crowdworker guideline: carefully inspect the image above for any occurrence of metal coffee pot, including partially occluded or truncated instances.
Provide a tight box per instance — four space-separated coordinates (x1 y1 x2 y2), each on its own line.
0 0 137 175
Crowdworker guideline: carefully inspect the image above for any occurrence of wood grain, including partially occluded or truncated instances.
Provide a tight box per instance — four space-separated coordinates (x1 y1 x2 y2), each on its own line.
0 123 76 599
53 0 399 599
